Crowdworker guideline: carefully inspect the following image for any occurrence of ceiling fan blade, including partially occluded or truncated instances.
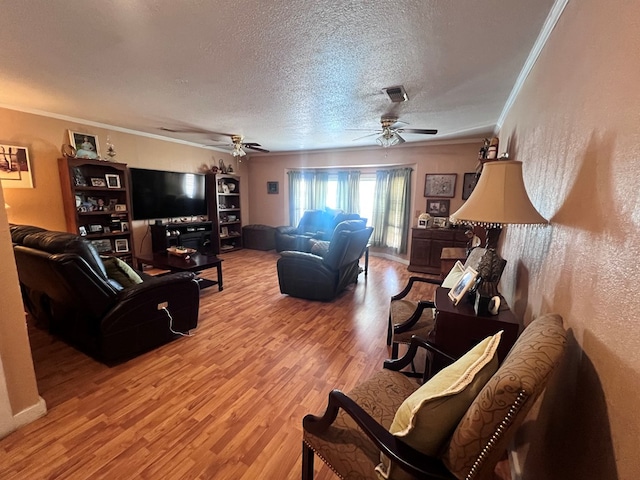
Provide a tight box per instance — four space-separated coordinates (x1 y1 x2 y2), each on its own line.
397 128 438 135
352 132 380 141
244 145 270 153
242 142 262 147
389 121 408 129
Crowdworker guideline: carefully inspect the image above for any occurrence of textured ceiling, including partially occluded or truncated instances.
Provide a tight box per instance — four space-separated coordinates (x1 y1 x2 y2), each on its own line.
0 1 556 154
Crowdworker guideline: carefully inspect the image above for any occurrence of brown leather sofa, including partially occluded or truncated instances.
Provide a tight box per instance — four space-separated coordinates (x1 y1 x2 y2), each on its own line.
275 209 365 252
277 220 373 301
10 224 200 363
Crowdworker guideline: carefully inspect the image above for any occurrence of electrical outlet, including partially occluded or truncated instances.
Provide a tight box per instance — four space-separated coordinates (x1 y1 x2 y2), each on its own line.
157 302 168 310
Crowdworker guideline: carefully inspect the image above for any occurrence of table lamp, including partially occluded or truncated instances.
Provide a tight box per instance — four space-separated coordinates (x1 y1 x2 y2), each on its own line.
450 159 547 305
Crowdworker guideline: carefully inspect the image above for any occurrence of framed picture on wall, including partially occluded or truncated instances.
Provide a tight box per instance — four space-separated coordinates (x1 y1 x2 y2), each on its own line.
0 144 33 189
424 173 457 198
426 199 450 217
462 172 479 200
267 181 279 194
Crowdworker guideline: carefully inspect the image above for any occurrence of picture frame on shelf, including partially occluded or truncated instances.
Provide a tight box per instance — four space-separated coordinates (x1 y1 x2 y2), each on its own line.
114 204 127 212
105 174 121 188
90 239 112 253
114 238 129 253
72 167 87 186
462 172 479 200
448 266 479 305
90 177 107 187
267 181 279 194
220 226 229 237
424 173 457 198
121 221 129 232
426 199 450 217
0 144 33 189
68 131 100 160
89 224 103 233
78 226 87 236
103 226 111 234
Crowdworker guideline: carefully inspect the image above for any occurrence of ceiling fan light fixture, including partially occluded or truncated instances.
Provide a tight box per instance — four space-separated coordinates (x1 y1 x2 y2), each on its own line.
376 131 404 148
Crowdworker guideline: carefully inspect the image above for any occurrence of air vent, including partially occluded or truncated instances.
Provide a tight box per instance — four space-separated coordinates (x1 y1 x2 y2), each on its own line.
383 85 408 103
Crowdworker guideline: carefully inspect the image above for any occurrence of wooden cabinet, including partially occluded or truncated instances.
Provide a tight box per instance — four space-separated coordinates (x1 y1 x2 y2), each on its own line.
58 157 134 264
431 287 519 369
408 227 468 274
207 173 242 253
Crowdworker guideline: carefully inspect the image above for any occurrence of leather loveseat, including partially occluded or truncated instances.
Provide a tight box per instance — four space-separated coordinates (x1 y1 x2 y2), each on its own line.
10 224 200 363
277 220 373 301
275 209 365 252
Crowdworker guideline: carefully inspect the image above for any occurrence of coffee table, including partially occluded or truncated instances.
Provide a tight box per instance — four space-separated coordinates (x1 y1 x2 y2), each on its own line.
136 252 223 291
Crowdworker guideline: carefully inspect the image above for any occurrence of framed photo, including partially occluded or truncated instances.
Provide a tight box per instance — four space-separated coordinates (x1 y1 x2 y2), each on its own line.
105 174 121 188
72 167 87 186
448 266 479 306
433 217 449 228
0 144 33 189
426 199 450 217
120 221 129 232
78 226 87 236
114 238 129 253
90 239 112 253
114 204 127 212
267 181 279 194
91 177 107 187
424 173 457 198
220 226 229 237
68 131 100 160
89 224 103 233
462 172 479 200
102 226 111 234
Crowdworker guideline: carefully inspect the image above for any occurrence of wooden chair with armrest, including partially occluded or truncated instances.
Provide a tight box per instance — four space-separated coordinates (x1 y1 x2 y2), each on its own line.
388 247 507 360
302 314 567 480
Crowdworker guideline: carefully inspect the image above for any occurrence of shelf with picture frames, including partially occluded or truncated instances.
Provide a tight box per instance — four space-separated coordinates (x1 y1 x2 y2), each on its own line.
207 173 243 253
58 157 134 264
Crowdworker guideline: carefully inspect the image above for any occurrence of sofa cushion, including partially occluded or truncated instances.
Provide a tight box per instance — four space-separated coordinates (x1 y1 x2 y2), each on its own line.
101 256 143 289
375 331 502 480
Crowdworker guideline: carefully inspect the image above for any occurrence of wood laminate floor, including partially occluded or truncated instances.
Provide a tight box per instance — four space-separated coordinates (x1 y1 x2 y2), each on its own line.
0 250 442 479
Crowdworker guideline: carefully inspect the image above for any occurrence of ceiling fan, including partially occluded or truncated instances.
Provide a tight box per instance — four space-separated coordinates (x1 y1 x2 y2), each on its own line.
353 117 438 147
160 128 269 156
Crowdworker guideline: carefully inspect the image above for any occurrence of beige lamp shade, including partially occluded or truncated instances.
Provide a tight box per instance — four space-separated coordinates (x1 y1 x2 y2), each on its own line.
450 160 547 227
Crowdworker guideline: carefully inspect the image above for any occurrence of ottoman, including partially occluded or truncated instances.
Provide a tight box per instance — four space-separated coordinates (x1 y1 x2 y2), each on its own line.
242 224 276 251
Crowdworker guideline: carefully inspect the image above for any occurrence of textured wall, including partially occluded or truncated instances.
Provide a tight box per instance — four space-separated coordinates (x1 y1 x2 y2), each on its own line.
498 1 639 478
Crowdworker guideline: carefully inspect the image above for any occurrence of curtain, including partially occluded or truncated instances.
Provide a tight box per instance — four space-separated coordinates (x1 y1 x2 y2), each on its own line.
314 171 329 211
371 167 412 253
337 171 360 213
288 170 315 226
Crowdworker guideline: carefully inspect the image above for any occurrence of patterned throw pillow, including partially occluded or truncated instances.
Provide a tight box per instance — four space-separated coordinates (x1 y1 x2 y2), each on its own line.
375 331 502 480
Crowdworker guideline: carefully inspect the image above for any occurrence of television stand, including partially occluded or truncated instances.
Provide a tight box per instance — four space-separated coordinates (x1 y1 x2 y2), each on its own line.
150 221 217 254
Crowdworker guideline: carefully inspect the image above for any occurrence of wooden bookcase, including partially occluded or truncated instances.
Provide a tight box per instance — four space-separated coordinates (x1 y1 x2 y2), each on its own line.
58 157 134 264
207 173 242 253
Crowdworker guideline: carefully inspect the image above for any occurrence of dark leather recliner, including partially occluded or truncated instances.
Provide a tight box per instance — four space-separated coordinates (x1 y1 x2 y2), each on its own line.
277 220 373 301
10 224 200 363
275 209 365 252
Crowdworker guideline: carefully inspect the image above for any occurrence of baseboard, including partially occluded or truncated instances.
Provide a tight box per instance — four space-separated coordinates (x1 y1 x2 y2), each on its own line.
12 396 47 429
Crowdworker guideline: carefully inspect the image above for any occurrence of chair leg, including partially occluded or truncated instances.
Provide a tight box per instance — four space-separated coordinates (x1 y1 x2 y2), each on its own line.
386 316 393 346
391 342 399 359
302 441 315 480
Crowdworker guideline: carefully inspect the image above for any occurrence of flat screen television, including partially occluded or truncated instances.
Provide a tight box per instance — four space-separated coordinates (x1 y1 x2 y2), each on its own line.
129 168 207 220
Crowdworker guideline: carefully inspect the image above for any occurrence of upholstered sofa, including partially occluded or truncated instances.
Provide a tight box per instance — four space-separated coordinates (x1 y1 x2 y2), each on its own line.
10 224 200 363
275 209 366 252
277 220 373 301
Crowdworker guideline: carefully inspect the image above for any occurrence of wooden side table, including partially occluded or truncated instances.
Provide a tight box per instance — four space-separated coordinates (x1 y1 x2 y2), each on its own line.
430 287 520 369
